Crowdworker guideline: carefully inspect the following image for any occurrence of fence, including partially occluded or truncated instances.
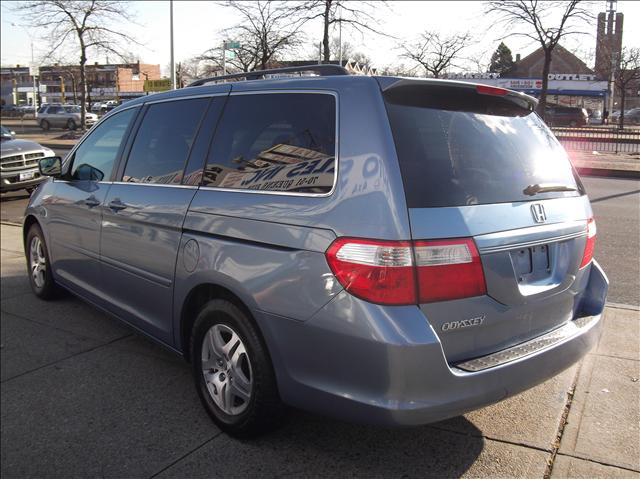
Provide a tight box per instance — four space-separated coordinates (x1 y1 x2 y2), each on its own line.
551 127 640 154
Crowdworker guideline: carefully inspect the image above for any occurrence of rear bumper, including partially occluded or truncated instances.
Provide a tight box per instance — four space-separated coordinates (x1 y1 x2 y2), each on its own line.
257 261 608 426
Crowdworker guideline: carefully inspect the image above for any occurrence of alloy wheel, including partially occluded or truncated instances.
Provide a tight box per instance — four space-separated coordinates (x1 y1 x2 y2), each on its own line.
29 236 46 289
201 323 253 416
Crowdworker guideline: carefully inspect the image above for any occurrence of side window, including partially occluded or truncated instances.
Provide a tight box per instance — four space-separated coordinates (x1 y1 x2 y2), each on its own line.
203 93 336 194
122 98 208 184
48 106 62 114
70 108 137 181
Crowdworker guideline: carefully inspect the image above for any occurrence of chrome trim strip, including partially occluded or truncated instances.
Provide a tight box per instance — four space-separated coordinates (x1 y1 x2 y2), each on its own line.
110 181 197 189
143 92 229 105
199 90 339 198
453 315 599 373
479 230 587 254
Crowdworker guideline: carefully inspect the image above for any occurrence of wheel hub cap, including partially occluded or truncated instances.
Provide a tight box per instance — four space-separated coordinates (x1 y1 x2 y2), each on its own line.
29 236 46 289
201 323 253 416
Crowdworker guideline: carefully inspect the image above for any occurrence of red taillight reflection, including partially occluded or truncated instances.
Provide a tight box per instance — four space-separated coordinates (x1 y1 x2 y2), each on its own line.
579 218 597 269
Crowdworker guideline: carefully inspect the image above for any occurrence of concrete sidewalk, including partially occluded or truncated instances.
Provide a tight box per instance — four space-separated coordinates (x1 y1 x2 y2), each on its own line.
569 151 640 179
1 222 639 478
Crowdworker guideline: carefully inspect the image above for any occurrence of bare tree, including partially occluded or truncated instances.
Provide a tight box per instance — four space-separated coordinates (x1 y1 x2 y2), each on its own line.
399 31 473 78
379 63 419 77
486 1 593 115
294 0 388 63
220 1 307 71
329 37 354 62
49 55 81 104
13 1 137 130
199 31 264 73
614 47 640 129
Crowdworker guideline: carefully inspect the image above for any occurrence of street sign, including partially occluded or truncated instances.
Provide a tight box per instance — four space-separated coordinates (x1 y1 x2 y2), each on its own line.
29 64 39 77
144 79 172 92
225 41 241 49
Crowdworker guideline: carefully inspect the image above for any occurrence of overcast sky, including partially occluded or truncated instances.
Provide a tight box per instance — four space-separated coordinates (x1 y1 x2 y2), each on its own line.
1 0 639 75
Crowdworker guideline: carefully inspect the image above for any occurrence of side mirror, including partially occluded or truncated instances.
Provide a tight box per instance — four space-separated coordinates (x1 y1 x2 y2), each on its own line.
39 156 63 177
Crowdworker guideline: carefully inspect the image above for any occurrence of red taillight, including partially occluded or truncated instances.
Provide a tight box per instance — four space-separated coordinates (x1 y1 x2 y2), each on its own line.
325 238 416 305
325 237 486 305
580 218 597 269
476 85 508 96
414 238 486 303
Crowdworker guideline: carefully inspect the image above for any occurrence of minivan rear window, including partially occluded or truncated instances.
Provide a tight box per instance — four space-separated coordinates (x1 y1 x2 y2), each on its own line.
384 88 584 208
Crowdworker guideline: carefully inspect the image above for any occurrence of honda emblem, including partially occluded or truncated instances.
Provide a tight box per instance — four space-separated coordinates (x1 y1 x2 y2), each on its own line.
531 204 546 223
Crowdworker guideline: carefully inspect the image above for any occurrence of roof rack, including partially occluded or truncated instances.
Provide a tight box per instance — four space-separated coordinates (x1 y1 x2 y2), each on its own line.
188 64 349 87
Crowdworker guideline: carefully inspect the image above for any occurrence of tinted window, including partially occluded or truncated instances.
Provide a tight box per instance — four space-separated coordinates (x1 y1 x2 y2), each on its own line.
47 106 62 114
70 108 136 181
385 92 583 208
122 98 208 184
203 93 336 193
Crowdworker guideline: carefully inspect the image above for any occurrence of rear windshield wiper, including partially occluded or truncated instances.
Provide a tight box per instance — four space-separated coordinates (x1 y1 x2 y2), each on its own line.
523 183 578 196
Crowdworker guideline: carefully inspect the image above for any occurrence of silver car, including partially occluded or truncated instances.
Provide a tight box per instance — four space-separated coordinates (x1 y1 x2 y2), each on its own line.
25 65 608 438
1 134 54 193
38 104 98 130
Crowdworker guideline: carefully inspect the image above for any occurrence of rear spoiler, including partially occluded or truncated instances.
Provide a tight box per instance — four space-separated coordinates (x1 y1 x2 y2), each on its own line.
376 77 537 114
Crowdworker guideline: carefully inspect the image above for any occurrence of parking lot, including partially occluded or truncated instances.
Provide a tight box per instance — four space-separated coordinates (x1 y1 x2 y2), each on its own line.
1 174 639 478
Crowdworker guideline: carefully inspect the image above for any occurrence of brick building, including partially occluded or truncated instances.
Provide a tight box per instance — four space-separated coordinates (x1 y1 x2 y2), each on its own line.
1 61 161 106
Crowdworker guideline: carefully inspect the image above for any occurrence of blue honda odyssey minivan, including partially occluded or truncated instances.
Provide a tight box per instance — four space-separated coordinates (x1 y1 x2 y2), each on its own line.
25 65 608 437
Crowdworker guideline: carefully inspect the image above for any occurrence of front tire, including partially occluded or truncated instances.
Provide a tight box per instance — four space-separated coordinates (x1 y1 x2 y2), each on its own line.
40 120 50 131
191 299 285 438
25 224 62 300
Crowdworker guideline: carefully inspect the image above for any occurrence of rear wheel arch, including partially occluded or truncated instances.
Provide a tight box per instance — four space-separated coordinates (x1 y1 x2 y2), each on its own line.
180 283 266 363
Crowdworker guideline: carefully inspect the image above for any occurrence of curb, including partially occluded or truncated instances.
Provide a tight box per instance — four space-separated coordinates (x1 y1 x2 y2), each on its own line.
576 167 640 179
40 143 74 150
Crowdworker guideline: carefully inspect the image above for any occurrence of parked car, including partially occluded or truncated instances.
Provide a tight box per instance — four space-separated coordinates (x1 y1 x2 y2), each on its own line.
1 135 54 193
544 105 588 127
25 66 608 438
1 125 16 140
1 105 20 117
92 100 120 114
610 109 634 124
38 104 98 130
588 110 602 125
618 108 640 125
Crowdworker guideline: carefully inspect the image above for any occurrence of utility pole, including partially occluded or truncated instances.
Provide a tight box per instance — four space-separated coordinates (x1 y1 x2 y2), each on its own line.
338 4 343 66
30 41 38 118
606 0 618 118
59 76 66 104
222 41 227 75
170 0 176 89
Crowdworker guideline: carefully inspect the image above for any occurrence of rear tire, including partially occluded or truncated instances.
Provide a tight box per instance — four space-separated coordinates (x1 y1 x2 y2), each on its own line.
67 119 77 130
25 224 63 300
191 299 285 438
40 120 50 131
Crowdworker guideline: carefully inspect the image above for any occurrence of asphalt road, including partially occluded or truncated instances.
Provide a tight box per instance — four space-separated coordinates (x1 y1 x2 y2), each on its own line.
582 176 640 305
2 174 638 305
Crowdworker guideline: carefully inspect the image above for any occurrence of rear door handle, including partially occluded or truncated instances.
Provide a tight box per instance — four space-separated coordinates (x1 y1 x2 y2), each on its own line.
108 200 127 212
84 197 100 208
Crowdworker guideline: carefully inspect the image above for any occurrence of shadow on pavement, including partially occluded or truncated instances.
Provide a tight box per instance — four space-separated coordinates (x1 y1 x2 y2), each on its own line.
1 273 485 479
